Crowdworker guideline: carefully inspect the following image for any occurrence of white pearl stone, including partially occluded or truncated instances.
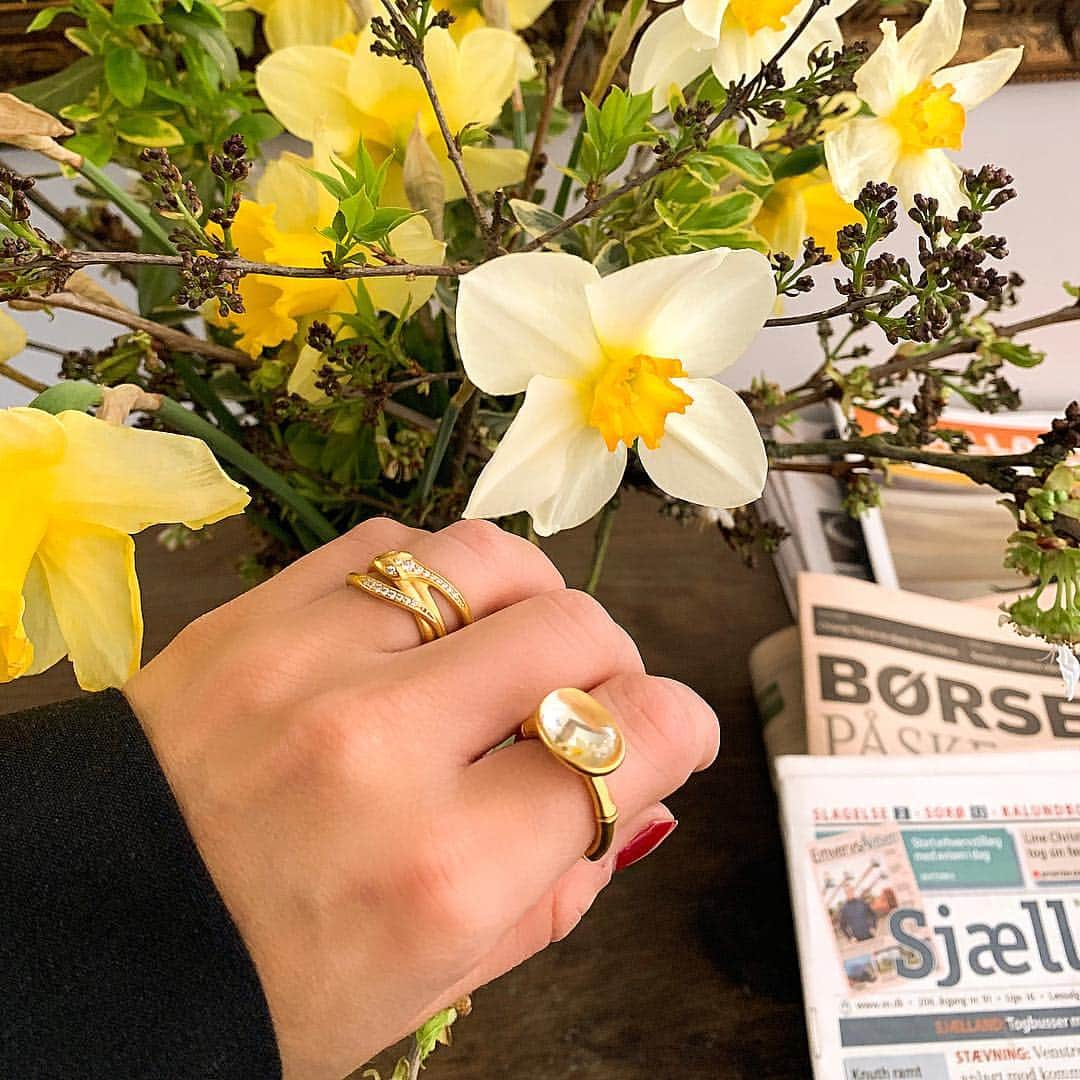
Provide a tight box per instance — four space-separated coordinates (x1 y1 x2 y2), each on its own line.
537 688 623 771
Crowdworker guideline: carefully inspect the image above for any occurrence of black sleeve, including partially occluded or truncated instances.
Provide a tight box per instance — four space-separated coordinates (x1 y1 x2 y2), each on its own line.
0 690 282 1080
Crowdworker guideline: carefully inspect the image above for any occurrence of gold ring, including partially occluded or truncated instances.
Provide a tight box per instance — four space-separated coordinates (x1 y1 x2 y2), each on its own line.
346 549 473 644
520 688 624 862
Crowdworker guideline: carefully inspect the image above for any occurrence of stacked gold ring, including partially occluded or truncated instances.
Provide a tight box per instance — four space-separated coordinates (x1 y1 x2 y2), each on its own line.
347 549 473 643
520 688 625 862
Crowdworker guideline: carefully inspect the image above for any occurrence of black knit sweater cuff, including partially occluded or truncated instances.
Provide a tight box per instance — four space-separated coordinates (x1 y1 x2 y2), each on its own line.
0 690 282 1079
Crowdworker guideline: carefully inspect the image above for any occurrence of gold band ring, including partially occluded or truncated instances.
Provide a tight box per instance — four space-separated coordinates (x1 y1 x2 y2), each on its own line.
347 549 473 643
520 688 624 862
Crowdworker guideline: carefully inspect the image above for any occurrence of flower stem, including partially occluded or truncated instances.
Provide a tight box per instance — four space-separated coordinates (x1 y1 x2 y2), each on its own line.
154 397 339 546
414 377 475 505
585 495 620 595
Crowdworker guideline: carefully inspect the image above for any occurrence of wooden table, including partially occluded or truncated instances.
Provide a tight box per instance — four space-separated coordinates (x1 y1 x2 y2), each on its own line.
1 493 810 1079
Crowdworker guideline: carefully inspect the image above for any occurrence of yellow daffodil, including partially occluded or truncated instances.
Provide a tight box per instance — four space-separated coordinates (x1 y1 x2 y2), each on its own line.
217 142 445 358
824 0 1022 214
440 0 552 37
0 309 27 363
1 407 249 691
754 170 859 259
255 27 530 205
456 249 774 535
630 0 858 125
218 0 359 50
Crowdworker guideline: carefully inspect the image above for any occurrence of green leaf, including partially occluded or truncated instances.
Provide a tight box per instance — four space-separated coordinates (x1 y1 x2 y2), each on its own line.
771 143 826 182
1064 281 1080 299
59 103 101 123
29 380 103 415
227 110 283 149
507 199 582 254
27 6 70 32
166 10 239 85
656 189 761 236
112 0 163 27
579 87 654 181
989 340 1046 369
64 26 96 53
16 55 104 113
708 144 773 186
105 47 147 108
116 113 184 147
64 130 116 166
593 240 628 277
339 189 375 235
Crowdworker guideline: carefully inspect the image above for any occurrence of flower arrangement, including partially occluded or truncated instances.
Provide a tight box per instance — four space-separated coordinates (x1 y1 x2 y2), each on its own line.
2 0 1079 717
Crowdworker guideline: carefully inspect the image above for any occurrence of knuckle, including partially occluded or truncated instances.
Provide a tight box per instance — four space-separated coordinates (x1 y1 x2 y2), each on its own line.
613 675 717 778
344 515 417 553
538 590 643 673
400 839 491 947
442 520 565 592
548 878 606 943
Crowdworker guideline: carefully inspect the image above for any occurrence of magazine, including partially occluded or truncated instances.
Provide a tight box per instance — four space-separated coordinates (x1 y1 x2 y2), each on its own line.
777 752 1080 1079
751 574 1074 760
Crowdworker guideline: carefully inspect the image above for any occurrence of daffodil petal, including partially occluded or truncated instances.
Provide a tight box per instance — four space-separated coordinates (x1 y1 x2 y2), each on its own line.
254 151 326 235
288 343 328 402
21 555 67 677
262 0 357 50
585 248 775 377
507 0 552 30
453 145 528 196
457 252 604 395
366 215 446 316
463 374 593 523
891 148 965 214
35 525 142 691
709 17 759 85
854 20 909 114
529 429 626 536
683 0 729 42
50 411 249 535
824 116 901 203
638 378 767 508
896 0 965 86
933 47 1023 110
256 46 361 152
628 8 713 113
0 308 27 363
776 3 849 85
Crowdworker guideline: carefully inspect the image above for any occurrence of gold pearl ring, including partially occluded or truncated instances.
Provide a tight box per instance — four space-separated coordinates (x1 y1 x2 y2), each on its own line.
347 549 473 643
520 688 624 862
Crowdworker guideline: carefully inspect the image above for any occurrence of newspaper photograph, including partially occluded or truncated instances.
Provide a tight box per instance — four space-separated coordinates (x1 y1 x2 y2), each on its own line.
796 574 1076 758
778 752 1080 1080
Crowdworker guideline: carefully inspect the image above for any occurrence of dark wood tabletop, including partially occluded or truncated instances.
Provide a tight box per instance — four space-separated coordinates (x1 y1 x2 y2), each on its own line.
1 492 810 1079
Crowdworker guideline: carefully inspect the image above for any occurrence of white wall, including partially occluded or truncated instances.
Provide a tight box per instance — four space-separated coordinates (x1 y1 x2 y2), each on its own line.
3 79 1078 410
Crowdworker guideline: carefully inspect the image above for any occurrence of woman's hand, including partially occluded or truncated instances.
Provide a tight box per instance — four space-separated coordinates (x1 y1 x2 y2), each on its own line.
125 518 719 1080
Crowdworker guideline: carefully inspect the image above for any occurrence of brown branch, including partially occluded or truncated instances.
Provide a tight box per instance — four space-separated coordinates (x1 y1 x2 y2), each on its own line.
764 293 896 328
379 1 492 238
25 249 462 281
13 293 255 367
0 361 48 393
520 0 597 200
758 301 1080 424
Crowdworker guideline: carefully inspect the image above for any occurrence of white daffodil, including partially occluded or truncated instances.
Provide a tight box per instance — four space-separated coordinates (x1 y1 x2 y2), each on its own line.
456 249 775 535
630 0 858 122
824 0 1022 214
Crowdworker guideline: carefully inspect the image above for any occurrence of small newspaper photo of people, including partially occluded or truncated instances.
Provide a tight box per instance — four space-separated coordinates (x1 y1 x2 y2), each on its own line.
811 827 932 993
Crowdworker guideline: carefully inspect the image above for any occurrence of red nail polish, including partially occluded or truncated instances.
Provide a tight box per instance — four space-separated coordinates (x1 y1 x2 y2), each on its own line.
615 818 677 872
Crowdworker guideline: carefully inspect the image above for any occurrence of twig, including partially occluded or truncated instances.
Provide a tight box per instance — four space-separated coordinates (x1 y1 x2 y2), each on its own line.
27 338 69 357
14 292 255 367
379 0 492 238
0 361 48 392
21 249 462 281
406 1041 423 1080
764 293 896 328
758 302 1080 423
520 0 597 200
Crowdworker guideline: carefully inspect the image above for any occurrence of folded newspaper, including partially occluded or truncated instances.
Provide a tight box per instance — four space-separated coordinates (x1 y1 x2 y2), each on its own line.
751 574 1076 761
778 752 1080 1079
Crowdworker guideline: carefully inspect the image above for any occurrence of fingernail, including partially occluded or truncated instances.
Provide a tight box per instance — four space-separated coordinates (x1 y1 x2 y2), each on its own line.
615 818 677 872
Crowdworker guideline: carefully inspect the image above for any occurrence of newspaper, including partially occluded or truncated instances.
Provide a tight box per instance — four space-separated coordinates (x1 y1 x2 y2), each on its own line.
777 752 1080 1079
763 414 898 616
751 574 1074 760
